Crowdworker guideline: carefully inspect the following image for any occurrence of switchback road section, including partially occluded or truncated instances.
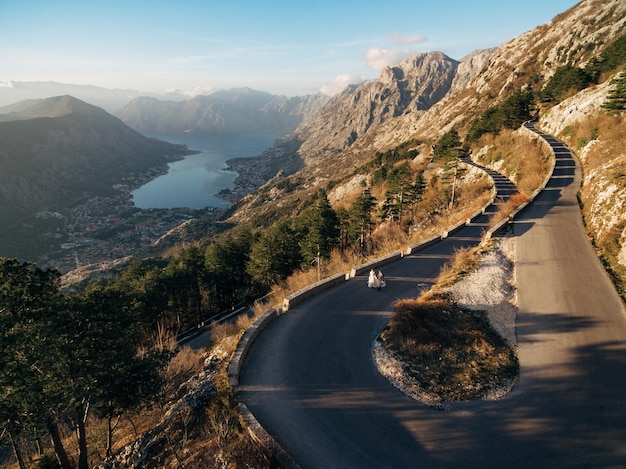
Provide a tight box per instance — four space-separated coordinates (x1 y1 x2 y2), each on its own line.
239 128 626 468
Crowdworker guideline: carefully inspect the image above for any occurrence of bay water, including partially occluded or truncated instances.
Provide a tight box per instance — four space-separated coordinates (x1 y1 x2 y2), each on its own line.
131 132 282 209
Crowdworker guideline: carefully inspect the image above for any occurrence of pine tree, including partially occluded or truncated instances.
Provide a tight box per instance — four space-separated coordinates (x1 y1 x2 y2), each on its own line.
296 191 340 265
603 71 626 113
247 219 302 286
346 193 376 254
433 129 462 161
0 259 168 469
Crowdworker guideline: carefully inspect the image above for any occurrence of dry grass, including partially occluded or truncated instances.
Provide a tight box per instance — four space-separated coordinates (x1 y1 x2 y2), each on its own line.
487 192 531 230
210 314 256 356
379 240 518 402
163 346 206 392
434 246 483 290
560 113 623 169
380 293 518 401
474 129 552 195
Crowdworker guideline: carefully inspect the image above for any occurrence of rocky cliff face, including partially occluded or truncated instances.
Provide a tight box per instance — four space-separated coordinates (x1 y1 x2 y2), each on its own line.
403 0 626 140
300 0 625 163
295 52 460 163
115 88 329 134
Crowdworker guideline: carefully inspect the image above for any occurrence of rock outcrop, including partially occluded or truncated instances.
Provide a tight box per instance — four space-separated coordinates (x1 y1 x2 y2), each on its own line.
295 52 460 163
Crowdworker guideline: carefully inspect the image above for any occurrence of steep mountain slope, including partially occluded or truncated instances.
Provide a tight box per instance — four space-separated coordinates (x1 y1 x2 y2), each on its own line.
0 95 190 253
227 0 625 226
378 0 626 145
295 52 463 163
116 87 329 133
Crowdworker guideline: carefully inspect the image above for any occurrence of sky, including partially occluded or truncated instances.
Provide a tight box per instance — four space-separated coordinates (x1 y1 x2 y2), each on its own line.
0 0 580 97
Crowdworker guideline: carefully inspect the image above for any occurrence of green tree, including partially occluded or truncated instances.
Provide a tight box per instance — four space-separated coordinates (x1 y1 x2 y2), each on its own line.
0 259 168 469
164 246 207 326
247 219 302 286
603 71 626 113
467 87 534 141
346 193 376 254
433 129 462 161
467 106 502 141
295 190 340 265
585 34 626 82
500 87 534 128
381 162 412 221
539 64 591 102
0 259 72 469
70 285 168 460
112 260 170 331
205 228 253 311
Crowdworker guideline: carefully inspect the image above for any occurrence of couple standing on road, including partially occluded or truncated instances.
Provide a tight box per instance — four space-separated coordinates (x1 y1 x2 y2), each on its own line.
367 268 386 291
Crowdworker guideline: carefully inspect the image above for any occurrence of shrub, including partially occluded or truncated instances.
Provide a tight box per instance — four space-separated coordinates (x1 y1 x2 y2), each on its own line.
34 454 61 469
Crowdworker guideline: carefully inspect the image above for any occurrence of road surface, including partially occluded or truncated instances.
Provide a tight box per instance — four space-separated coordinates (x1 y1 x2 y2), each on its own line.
239 127 626 468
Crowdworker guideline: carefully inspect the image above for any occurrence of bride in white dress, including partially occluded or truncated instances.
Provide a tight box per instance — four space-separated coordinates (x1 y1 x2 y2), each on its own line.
367 269 386 290
367 269 379 288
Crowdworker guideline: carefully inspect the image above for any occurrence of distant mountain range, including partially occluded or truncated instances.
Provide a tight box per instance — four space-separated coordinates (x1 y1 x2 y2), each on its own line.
0 82 330 133
0 81 183 113
114 88 329 134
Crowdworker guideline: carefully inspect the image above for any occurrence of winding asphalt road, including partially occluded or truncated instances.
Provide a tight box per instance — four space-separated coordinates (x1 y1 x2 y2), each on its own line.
239 124 626 468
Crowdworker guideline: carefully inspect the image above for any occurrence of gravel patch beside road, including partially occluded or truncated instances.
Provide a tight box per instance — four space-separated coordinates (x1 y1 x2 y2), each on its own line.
373 236 518 406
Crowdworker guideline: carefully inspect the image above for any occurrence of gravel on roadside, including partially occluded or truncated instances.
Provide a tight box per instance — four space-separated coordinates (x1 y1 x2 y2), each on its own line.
373 236 518 407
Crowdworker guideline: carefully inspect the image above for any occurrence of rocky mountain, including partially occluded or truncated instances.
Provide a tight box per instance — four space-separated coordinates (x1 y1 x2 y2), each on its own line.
115 87 329 134
0 95 191 255
227 0 625 226
295 51 464 163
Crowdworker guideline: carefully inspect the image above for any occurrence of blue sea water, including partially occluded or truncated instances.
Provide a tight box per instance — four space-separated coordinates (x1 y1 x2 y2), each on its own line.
131 132 282 209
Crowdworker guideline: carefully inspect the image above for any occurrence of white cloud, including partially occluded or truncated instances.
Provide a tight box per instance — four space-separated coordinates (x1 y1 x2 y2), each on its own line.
365 48 415 71
391 32 427 45
320 74 365 96
0 81 15 88
176 85 217 97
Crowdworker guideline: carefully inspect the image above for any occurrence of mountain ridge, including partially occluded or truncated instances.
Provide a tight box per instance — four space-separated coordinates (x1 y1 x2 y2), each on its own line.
115 88 329 134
